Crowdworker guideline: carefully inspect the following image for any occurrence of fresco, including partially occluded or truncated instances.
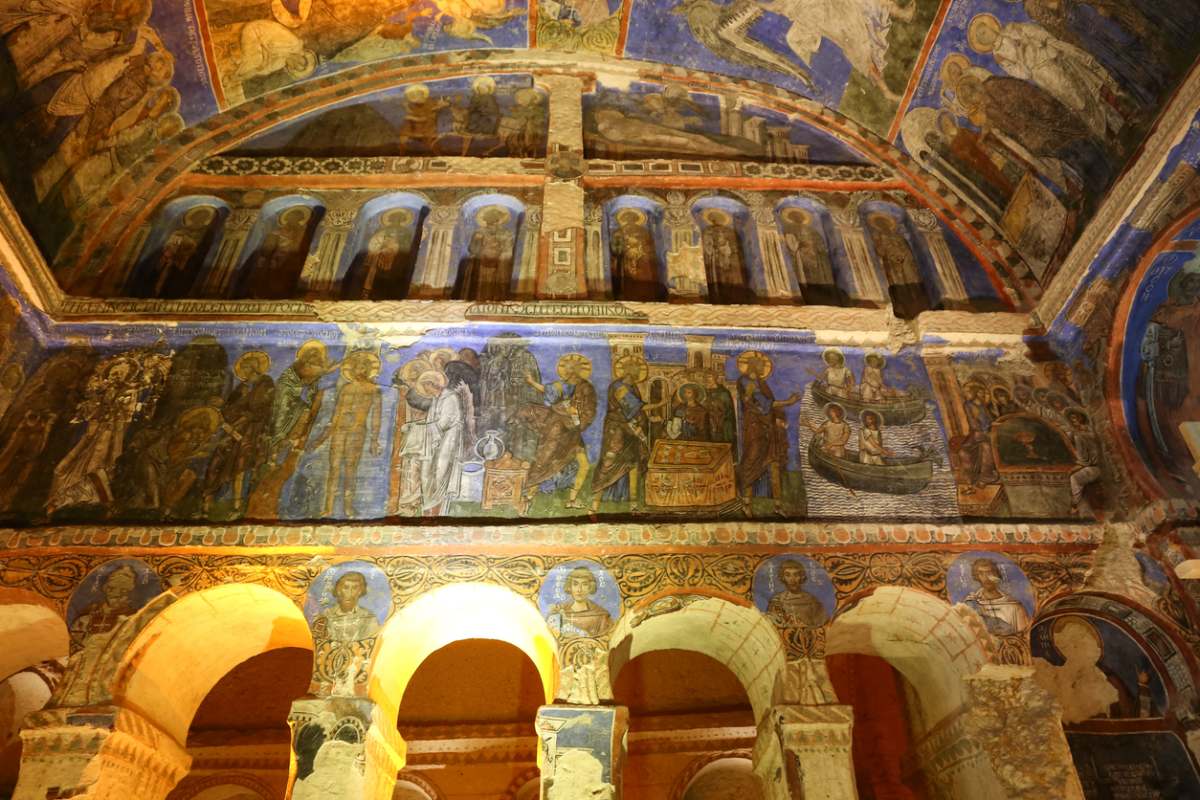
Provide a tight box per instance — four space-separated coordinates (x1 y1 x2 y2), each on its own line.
1032 612 1200 798
0 321 1122 525
305 560 392 695
623 0 942 134
897 0 1200 280
228 75 549 159
539 559 621 639
752 554 835 628
65 557 162 653
947 551 1033 635
1119 228 1200 501
928 351 1102 518
583 81 870 163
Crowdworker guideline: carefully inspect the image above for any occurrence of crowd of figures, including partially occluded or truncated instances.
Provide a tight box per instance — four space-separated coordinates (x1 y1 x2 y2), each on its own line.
0 326 1110 523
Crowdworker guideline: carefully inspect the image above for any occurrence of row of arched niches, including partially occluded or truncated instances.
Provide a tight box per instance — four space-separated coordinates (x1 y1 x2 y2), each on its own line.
114 187 1014 316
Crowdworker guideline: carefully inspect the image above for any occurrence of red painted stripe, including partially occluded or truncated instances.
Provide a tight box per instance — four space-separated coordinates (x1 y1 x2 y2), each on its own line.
886 0 954 142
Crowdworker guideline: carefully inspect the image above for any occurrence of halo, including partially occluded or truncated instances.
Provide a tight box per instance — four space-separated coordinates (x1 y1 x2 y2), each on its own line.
615 207 647 227
1049 616 1104 660
400 357 433 386
936 110 959 136
430 347 457 366
472 76 496 94
557 353 592 380
701 207 732 227
178 406 221 437
939 53 971 89
861 409 881 426
864 352 885 367
296 339 328 366
822 402 845 417
967 14 1001 53
781 207 812 226
675 382 707 403
476 205 511 226
404 84 431 102
1064 406 1090 425
737 350 773 379
380 207 414 228
183 205 217 228
278 206 312 227
234 351 270 382
822 348 844 366
414 369 448 397
614 354 648 384
867 212 896 232
344 350 382 379
514 88 540 105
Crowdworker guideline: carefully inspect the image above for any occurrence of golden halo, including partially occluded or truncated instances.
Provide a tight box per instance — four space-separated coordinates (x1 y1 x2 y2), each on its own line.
476 205 511 226
939 53 971 89
404 83 431 102
414 369 447 397
296 339 328 367
400 357 433 386
967 14 1001 53
614 354 648 384
557 353 592 380
279 206 312 227
233 351 270 382
178 405 220 437
183 205 217 228
867 212 897 232
701 207 732 227
781 207 812 226
514 88 540 105
380 207 414 228
615 207 647 227
737 350 773 379
430 348 457 368
472 76 496 94
675 382 707 403
344 350 382 379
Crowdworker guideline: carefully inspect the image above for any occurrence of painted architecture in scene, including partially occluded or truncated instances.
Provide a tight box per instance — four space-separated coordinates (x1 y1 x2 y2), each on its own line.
0 2 1198 800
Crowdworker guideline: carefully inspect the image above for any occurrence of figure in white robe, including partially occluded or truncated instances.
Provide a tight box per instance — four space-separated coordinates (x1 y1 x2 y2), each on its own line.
761 0 914 98
968 15 1125 142
396 371 467 514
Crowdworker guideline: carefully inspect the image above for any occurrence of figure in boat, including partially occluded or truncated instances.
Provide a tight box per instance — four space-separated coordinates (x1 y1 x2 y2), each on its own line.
857 410 892 465
803 402 851 458
809 349 926 426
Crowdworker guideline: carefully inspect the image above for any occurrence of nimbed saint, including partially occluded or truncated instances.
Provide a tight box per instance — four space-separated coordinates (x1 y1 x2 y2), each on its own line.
547 566 613 638
312 571 381 643
766 559 827 628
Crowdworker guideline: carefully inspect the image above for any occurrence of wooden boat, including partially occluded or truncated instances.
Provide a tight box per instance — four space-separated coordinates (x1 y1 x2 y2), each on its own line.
810 381 927 425
808 440 934 495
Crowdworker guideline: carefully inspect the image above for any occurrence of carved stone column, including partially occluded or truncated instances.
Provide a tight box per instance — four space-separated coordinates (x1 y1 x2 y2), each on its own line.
910 208 969 310
411 204 459 298
663 191 706 301
301 199 359 298
202 206 260 297
14 706 191 800
536 705 628 799
747 195 794 302
913 709 1002 800
759 704 857 800
962 665 1084 800
288 697 403 800
531 73 588 300
830 200 885 305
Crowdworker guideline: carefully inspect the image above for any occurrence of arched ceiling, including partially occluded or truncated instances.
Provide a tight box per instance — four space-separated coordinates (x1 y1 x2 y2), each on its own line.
0 0 1197 306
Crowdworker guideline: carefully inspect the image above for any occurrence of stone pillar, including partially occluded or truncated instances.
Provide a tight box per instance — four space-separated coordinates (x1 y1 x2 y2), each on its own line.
534 74 588 300
962 664 1084 800
202 206 260 297
758 704 858 800
910 208 968 310
536 705 628 800
663 192 706 301
288 697 404 800
830 200 885 305
14 706 191 800
747 195 794 301
411 204 459 298
301 200 359 298
583 202 607 298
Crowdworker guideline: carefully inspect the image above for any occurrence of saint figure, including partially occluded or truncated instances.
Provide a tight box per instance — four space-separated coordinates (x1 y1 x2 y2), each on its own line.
312 571 381 643
868 214 928 319
546 566 613 638
239 206 316 299
590 355 650 512
610 207 664 301
766 559 827 628
736 351 800 515
700 208 753 304
151 205 217 298
343 208 421 301
780 207 843 306
203 351 274 516
452 205 516 301
962 558 1030 635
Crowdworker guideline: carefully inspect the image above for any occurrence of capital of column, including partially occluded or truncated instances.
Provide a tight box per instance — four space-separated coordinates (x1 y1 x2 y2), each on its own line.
15 705 191 800
758 703 857 800
288 696 404 800
536 704 628 800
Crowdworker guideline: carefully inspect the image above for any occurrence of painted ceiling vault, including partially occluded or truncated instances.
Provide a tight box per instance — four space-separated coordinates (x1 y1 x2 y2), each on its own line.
0 0 1194 303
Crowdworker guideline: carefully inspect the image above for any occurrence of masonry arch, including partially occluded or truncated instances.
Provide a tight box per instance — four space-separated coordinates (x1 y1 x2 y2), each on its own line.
368 582 559 754
114 583 313 747
0 589 67 682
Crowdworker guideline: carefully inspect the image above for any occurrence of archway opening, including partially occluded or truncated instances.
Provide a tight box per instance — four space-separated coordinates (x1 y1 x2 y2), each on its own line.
396 639 544 798
164 647 313 800
613 649 756 799
827 652 928 799
681 756 763 800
